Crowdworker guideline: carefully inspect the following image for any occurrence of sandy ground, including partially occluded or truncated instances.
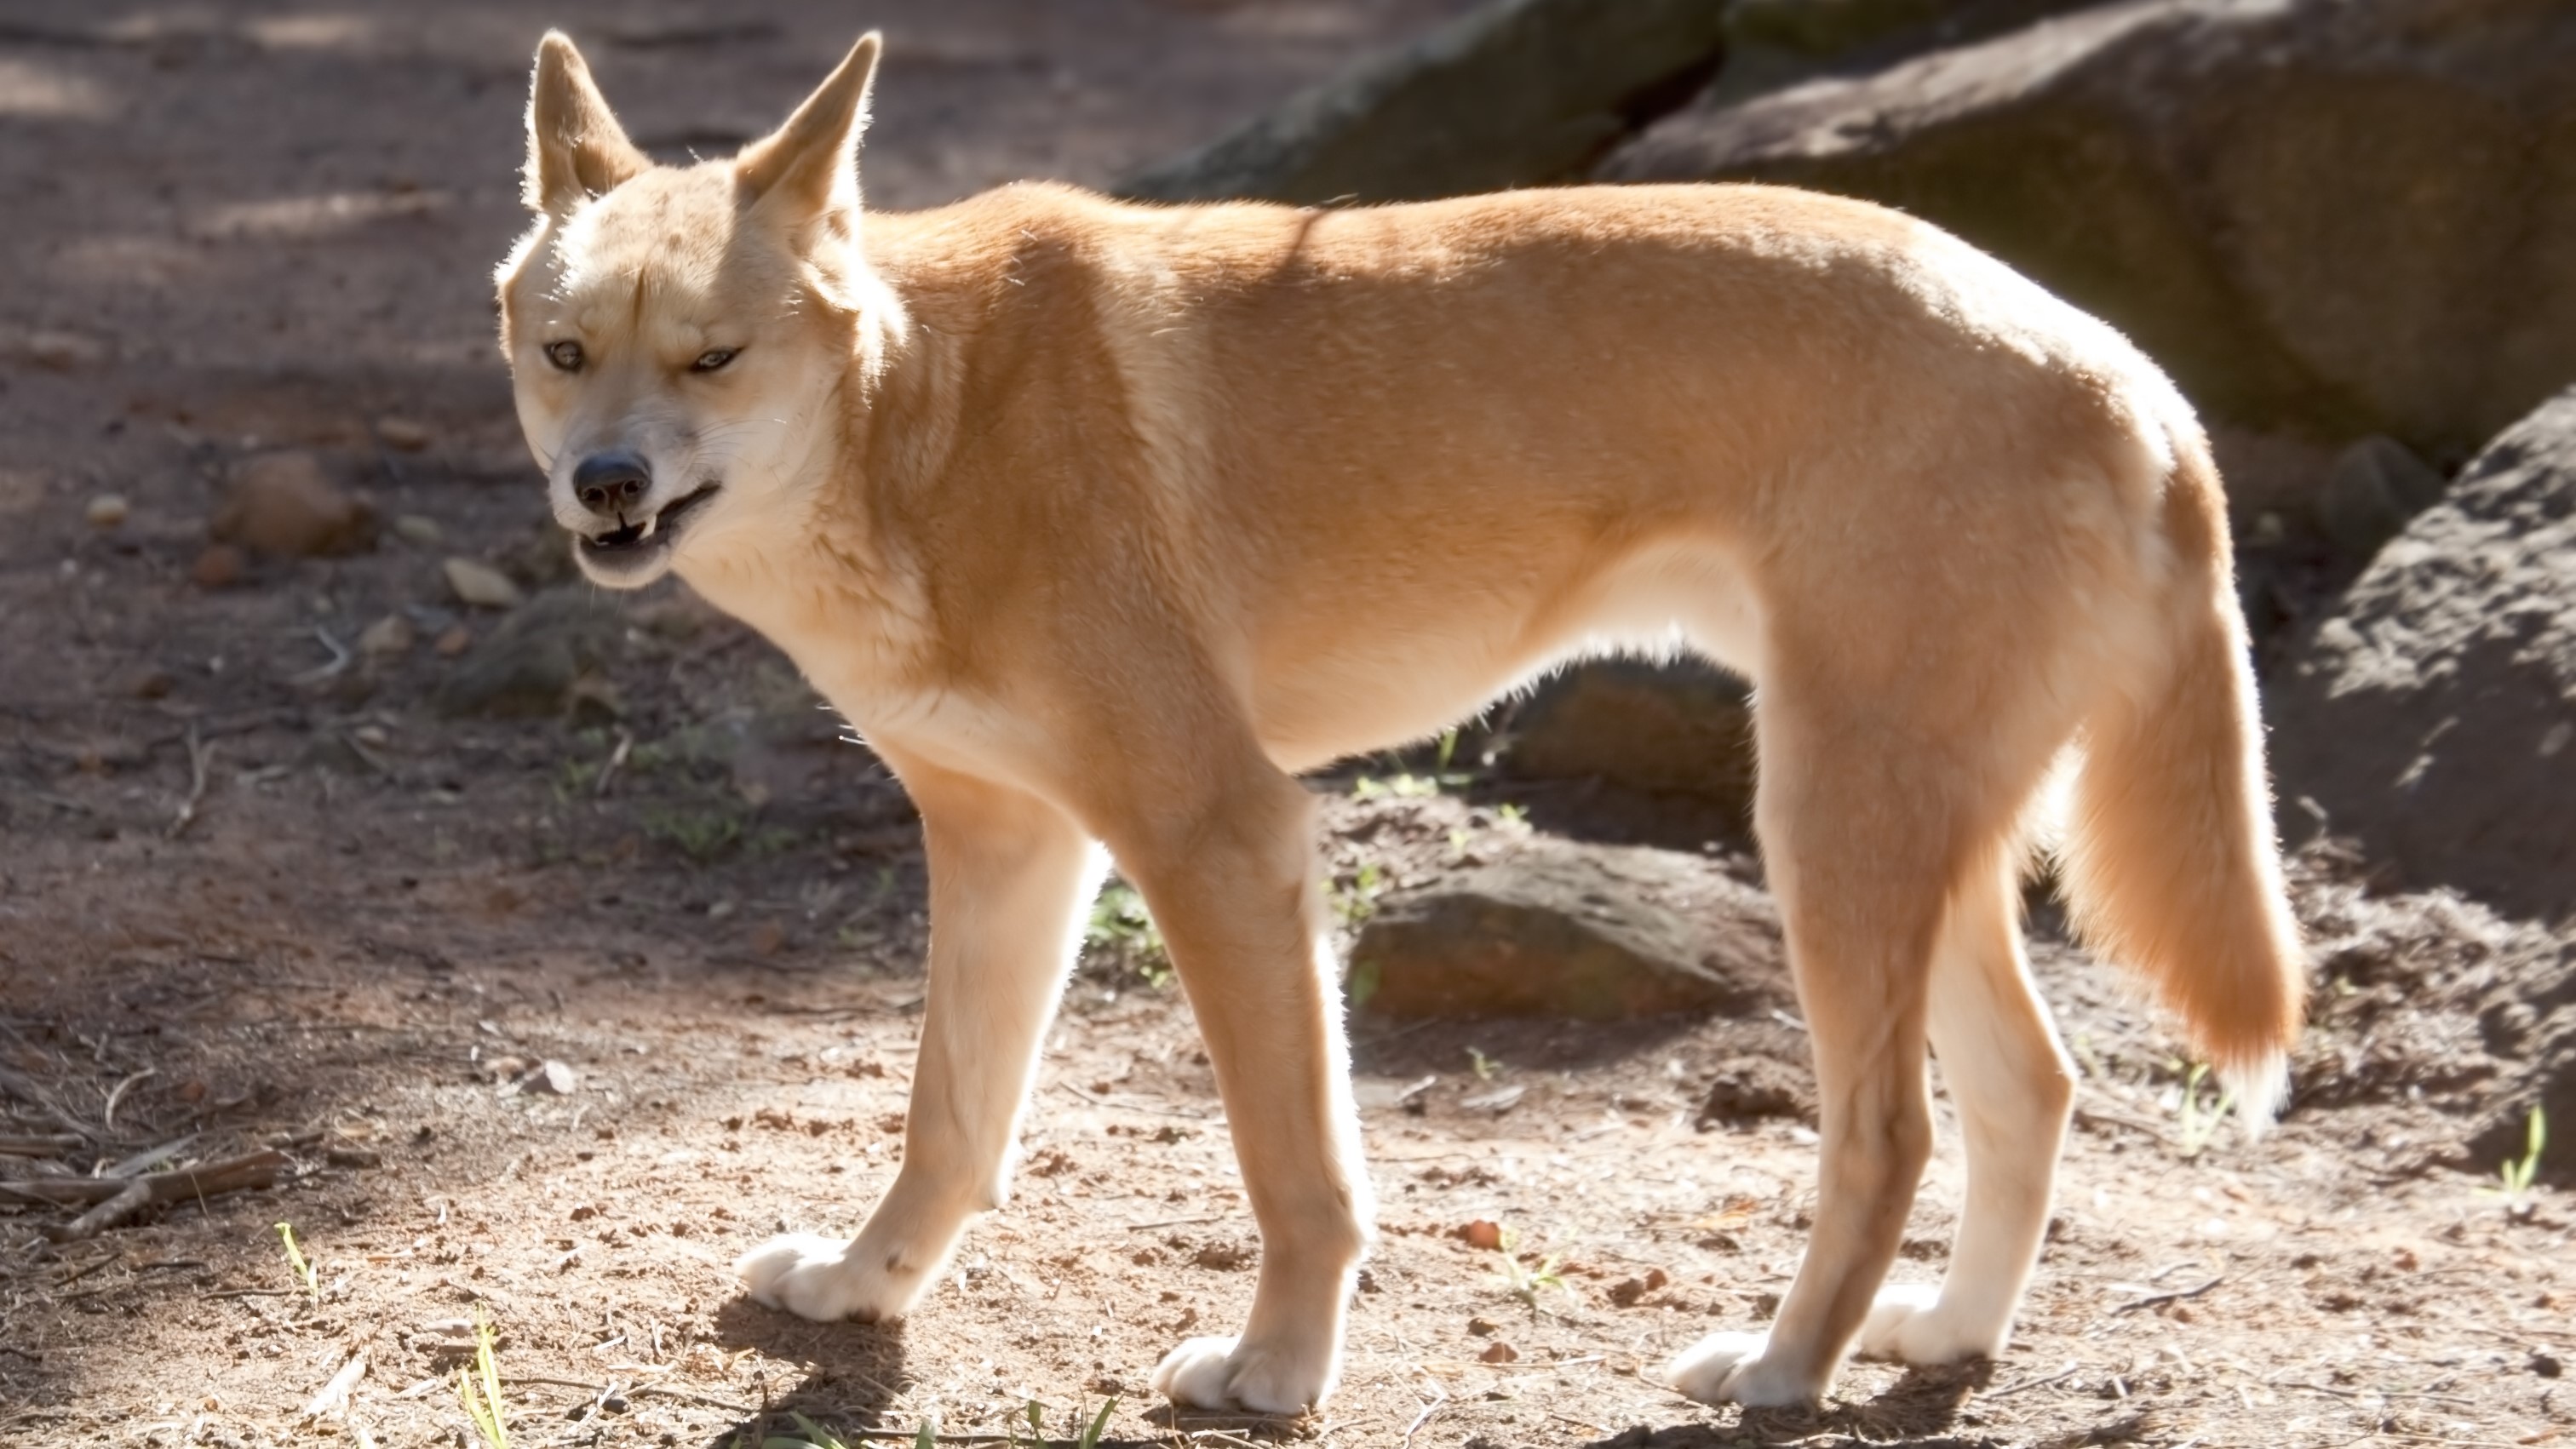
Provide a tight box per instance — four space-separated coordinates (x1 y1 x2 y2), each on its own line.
0 3 2569 1446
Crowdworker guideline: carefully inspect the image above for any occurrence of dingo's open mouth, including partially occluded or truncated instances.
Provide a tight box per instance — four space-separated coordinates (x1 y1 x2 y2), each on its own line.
577 482 720 564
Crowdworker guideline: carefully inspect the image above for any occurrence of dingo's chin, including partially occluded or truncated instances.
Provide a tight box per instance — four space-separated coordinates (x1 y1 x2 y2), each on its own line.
567 482 721 587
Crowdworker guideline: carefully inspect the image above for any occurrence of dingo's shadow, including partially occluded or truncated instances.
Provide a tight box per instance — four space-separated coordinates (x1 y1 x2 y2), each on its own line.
1581 1361 1992 1449
699 1297 910 1447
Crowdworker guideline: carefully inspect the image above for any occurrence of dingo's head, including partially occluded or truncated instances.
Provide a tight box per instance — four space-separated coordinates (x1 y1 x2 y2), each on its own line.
496 32 888 588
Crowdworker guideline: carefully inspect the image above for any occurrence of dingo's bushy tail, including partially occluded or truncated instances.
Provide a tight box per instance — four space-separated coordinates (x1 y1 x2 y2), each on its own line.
2058 444 2305 1121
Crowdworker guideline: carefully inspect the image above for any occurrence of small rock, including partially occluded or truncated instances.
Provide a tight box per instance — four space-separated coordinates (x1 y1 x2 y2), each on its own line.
1460 1219 1505 1251
1478 1341 1518 1365
120 666 175 700
2533 1352 2563 1378
191 544 246 588
2315 435 2447 564
1466 1315 1500 1337
357 614 416 657
433 625 471 657
524 1061 577 1095
376 416 432 452
433 587 622 718
212 451 376 558
85 494 129 530
1696 1056 1814 1126
393 513 445 547
23 330 107 371
749 920 786 956
1608 1269 1672 1307
442 557 524 610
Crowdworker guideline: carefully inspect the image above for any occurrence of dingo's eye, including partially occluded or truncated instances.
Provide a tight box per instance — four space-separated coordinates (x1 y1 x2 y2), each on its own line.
691 348 740 374
543 341 585 372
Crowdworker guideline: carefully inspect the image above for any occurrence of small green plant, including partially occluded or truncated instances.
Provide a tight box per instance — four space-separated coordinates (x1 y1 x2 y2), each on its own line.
1494 802 1530 830
1076 1396 1117 1449
2486 1106 2548 1210
1351 771 1443 800
1086 881 1173 988
1466 1045 1501 1081
641 802 747 862
2171 1060 2235 1160
1436 728 1461 772
456 1309 510 1449
764 1412 849 1449
913 1417 938 1449
1333 861 1386 929
1490 1228 1568 1318
273 1222 317 1299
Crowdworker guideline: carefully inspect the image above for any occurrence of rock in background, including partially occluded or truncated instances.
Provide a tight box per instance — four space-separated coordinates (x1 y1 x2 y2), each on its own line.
1116 0 1729 204
2269 387 2576 926
1605 0 2576 477
1348 835 1786 1019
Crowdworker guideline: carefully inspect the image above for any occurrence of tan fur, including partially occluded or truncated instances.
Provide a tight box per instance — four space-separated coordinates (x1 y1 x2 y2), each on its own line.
496 32 2307 1412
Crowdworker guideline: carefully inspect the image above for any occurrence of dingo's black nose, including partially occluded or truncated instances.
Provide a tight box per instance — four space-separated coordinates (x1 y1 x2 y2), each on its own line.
573 453 651 518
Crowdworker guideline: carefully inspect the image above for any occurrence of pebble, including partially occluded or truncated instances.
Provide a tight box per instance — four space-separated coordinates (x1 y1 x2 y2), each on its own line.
357 614 415 657
85 493 129 530
212 451 375 557
524 1061 577 1095
433 624 472 656
376 416 432 452
192 544 246 588
442 557 524 610
24 330 107 370
392 513 444 547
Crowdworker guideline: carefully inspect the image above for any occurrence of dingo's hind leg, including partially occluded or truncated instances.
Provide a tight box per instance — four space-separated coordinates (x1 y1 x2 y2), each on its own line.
1668 686 1959 1406
737 758 1103 1324
1859 855 2072 1365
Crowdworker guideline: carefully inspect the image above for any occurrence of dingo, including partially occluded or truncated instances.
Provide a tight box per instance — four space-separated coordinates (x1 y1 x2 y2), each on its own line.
496 32 2303 1413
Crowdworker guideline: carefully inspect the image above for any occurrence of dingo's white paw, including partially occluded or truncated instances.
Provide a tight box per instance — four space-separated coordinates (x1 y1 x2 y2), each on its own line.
1664 1330 1822 1407
1150 1334 1335 1414
1856 1282 2004 1365
735 1232 930 1323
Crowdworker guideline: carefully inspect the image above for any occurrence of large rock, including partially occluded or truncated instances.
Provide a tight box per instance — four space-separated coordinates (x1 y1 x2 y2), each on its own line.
1347 837 1786 1019
1116 0 1728 205
2268 387 2576 925
433 587 624 719
1500 658 1758 822
1604 0 2576 463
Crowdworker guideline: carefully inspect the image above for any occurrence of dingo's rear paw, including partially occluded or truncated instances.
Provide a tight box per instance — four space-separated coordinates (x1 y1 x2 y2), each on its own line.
1150 1334 1335 1414
1664 1331 1822 1407
1856 1282 2004 1366
735 1232 930 1323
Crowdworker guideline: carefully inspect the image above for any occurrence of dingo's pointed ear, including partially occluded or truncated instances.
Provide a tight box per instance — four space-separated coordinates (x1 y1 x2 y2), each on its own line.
525 32 648 217
736 32 881 222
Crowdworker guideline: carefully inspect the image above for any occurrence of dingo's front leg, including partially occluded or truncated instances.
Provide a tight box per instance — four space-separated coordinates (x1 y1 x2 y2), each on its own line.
1104 765 1370 1415
737 757 1102 1322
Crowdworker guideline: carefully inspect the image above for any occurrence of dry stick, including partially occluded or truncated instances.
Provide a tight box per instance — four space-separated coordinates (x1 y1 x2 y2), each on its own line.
166 724 214 839
1400 1391 1447 1449
1982 1363 2080 1400
100 1067 154 1132
6 1148 286 1240
2109 1274 2224 1314
0 1134 80 1157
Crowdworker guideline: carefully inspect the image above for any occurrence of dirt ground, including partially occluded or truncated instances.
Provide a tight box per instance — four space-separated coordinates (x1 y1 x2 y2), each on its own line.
0 3 2569 1447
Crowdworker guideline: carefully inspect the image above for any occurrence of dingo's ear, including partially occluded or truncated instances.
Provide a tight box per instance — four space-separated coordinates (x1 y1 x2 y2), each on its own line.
736 32 881 224
525 32 648 217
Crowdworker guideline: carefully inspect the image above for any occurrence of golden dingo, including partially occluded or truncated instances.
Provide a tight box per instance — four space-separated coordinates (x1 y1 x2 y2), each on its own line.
496 32 2304 1413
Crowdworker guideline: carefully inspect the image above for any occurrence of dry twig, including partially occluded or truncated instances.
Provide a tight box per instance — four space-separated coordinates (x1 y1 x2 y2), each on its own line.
3 1148 286 1240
